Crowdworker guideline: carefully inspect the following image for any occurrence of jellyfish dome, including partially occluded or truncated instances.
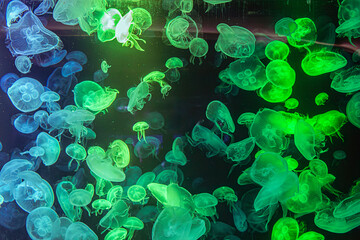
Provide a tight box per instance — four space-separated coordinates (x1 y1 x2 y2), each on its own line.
36 132 60 166
7 77 44 112
26 207 59 240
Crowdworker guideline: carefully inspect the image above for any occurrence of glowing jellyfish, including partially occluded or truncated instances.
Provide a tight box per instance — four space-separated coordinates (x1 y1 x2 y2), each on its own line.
0 72 19 93
206 100 235 135
107 185 124 205
189 38 209 65
21 146 45 158
46 67 76 96
314 208 360 233
105 228 127 240
271 217 299 240
285 98 299 110
302 51 347 76
203 0 232 12
259 82 292 103
91 199 111 216
232 201 247 232
99 200 129 231
106 139 130 168
315 92 329 106
101 60 111 73
193 193 218 220
134 137 161 161
61 61 83 77
127 81 151 114
35 49 67 67
14 171 54 213
7 11 61 56
65 222 98 240
226 137 256 164
294 119 317 160
237 112 255 127
333 150 346 160
98 8 121 42
287 18 317 49
6 0 29 27
213 186 238 209
15 56 32 74
65 143 87 170
227 56 268 91
26 207 59 240
265 41 290 61
137 172 156 188
36 132 60 166
69 184 94 216
13 114 39 134
7 77 44 112
215 23 256 59
331 65 360 93
133 121 149 142
275 17 298 37
165 137 187 166
166 15 198 49
298 231 325 240
132 8 152 32
336 0 360 45
56 181 81 222
266 60 296 89
127 185 147 204
66 51 87 65
51 217 72 240
346 92 360 128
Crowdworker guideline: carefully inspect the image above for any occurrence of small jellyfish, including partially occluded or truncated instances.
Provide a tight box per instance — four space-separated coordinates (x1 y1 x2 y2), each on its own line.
265 41 290 61
66 143 87 170
237 112 255 127
275 17 298 37
331 65 360 93
132 8 152 32
226 137 256 164
35 49 67 67
26 207 59 240
62 61 83 77
271 217 299 240
259 82 292 103
127 185 148 204
21 146 45 158
165 57 183 83
107 185 124 205
203 0 232 12
133 121 149 142
213 186 238 210
144 112 165 130
69 184 94 216
134 137 161 161
206 100 235 135
66 51 88 65
287 18 317 49
15 56 32 74
333 150 346 160
91 199 111 216
6 0 29 27
13 114 39 134
101 60 111 73
294 119 317 160
284 98 299 110
106 139 130 168
40 91 61 113
165 15 199 50
47 67 76 96
36 132 60 166
189 38 209 65
315 92 329 106
98 8 121 42
123 217 144 240
105 228 127 240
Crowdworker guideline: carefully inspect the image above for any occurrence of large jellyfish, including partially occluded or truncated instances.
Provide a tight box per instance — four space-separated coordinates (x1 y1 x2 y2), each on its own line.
166 15 198 49
26 207 59 240
331 65 360 93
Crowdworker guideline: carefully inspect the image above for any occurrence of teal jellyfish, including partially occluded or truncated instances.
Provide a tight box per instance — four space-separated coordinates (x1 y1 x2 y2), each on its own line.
36 132 60 166
26 207 59 240
275 17 298 37
189 38 209 65
206 100 235 135
15 56 32 74
66 143 87 170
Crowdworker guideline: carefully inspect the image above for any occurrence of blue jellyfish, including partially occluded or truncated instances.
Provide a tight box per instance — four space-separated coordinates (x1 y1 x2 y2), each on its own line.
6 0 29 27
26 207 59 239
0 202 27 230
47 67 77 96
7 77 44 112
66 51 88 65
93 69 109 82
34 110 51 130
40 90 61 113
34 0 55 16
62 61 83 77
13 114 39 134
15 56 32 74
0 73 19 93
36 132 60 166
34 49 67 67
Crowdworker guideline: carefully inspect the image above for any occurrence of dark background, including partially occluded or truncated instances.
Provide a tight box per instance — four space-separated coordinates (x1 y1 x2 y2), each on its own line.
0 0 360 239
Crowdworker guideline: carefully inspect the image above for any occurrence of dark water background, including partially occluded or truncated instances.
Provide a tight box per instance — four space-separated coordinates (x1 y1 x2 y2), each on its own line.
0 0 360 239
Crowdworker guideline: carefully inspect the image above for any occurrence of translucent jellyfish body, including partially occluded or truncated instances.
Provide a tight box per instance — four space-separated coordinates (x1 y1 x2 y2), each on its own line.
315 207 360 233
6 0 29 27
13 114 39 134
259 81 292 103
36 132 60 166
7 11 61 56
284 98 299 110
232 202 247 232
144 112 165 130
166 15 198 49
47 67 76 96
98 8 121 42
105 228 127 240
331 66 360 93
237 112 255 127
206 100 235 135
275 17 298 37
0 72 19 93
287 18 317 48
127 81 151 114
266 60 296 89
265 41 290 61
61 61 83 77
294 119 317 160
66 51 88 65
193 193 218 219
106 139 130 168
133 121 149 141
69 184 94 216
301 51 347 76
250 108 289 153
346 92 360 128
65 222 98 240
123 217 144 240
101 60 111 73
127 185 148 204
66 143 87 170
189 38 209 65
134 137 161 160
92 199 111 216
336 0 360 44
226 137 256 163
26 207 59 240
271 217 299 240
15 56 32 74
132 8 152 32
227 56 268 91
215 23 256 59
99 200 129 231
14 171 54 213
315 92 329 106
7 77 44 112
35 49 67 67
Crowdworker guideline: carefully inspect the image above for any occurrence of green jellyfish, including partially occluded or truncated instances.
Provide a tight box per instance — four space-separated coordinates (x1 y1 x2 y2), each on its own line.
189 38 209 65
212 186 238 209
203 0 232 12
92 199 112 216
105 228 127 240
193 193 219 221
298 231 324 240
266 60 296 89
66 143 87 170
285 98 299 110
68 184 94 216
346 92 360 128
294 119 317 160
127 185 148 204
307 110 347 139
287 18 317 49
333 192 360 218
106 139 130 168
132 8 152 33
315 92 329 106
336 0 360 45
101 60 111 73
265 40 290 61
206 100 235 135
275 17 298 37
107 185 124 205
237 112 255 127
127 81 151 114
259 82 292 103
271 217 299 240
331 65 360 93
166 15 198 49
285 156 299 171
133 121 149 142
91 171 113 197
97 8 121 42
143 71 172 98
136 172 156 188
123 217 144 240
99 200 129 232
301 51 347 76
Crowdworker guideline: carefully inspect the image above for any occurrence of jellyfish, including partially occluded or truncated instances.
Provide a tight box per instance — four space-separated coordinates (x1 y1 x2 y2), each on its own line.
107 185 124 205
259 81 292 103
69 184 94 216
99 200 129 232
127 81 151 114
7 11 61 56
206 100 235 135
189 38 209 65
14 171 54 213
13 114 40 134
34 49 67 67
347 92 360 128
65 143 87 170
226 56 268 91
26 207 59 240
275 17 298 37
271 217 299 240
66 51 88 65
226 137 256 164
47 67 76 96
232 201 247 232
331 65 360 93
132 8 152 32
36 132 60 166
106 139 130 168
215 23 256 59
127 185 148 204
203 0 232 12
61 61 82 77
133 121 149 142
165 137 187 166
21 146 45 158
134 136 161 161
294 119 320 160
314 208 360 233
105 228 127 240
65 222 98 240
266 60 296 89
7 77 44 112
333 150 346 160
166 15 198 49
336 0 360 45
40 90 61 113
91 171 113 197
193 193 218 221
15 56 32 74
0 201 27 230
237 112 255 127
213 186 238 210
144 112 165 130
98 8 121 42
6 0 29 27
284 98 299 110
55 181 81 222
302 51 347 76
101 60 111 73
92 199 111 216
265 41 290 61
165 57 184 83
287 18 317 49
315 92 329 106
297 231 325 240
308 110 347 139
0 72 19 93
136 172 156 188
